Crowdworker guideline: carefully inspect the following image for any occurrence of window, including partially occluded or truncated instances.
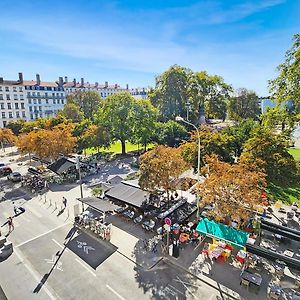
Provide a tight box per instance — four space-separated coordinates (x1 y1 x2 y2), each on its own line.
45 92 48 97
21 103 25 109
5 87 9 92
7 103 11 110
28 99 32 104
0 87 2 91
61 93 63 97
29 106 32 112
27 92 31 96
1 112 5 119
0 103 4 109
8 112 13 118
19 87 23 92
47 87 52 91
13 87 17 92
14 94 18 100
53 99 56 104
57 99 60 104
32 92 35 96
0 94 3 100
52 92 55 97
61 99 64 104
33 99 37 104
37 92 40 96
3 121 6 127
20 94 24 100
45 99 49 104
15 103 19 109
6 94 10 100
56 93 59 97
22 111 26 118
39 106 42 111
30 114 33 120
38 99 41 104
16 111 20 118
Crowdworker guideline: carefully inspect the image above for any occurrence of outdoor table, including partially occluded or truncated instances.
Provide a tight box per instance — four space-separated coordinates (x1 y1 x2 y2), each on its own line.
209 246 224 259
284 249 294 257
179 233 189 243
241 271 262 286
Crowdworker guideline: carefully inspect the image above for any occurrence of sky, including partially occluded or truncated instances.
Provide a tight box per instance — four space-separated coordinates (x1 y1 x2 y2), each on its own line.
0 0 299 96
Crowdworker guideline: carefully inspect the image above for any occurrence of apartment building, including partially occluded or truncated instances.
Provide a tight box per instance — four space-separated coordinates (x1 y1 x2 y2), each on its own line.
0 73 27 128
0 73 148 128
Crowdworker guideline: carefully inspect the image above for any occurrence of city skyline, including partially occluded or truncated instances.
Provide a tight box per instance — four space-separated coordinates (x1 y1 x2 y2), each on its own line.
1 0 299 95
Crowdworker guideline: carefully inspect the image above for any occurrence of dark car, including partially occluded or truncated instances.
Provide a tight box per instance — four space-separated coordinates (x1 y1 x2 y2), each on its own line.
7 172 22 182
0 166 12 177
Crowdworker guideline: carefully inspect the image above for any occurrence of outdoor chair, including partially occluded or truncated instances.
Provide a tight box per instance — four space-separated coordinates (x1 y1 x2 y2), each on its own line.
240 279 249 290
268 292 280 300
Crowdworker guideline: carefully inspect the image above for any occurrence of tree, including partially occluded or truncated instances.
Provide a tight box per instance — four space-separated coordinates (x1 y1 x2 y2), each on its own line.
139 145 190 200
261 106 295 132
269 34 300 111
96 92 137 155
179 125 234 171
16 125 77 161
198 155 266 224
148 65 190 121
6 120 26 135
224 119 258 157
67 90 102 120
0 128 16 150
131 99 158 150
154 120 188 147
228 88 260 120
59 102 84 123
240 126 299 186
188 71 232 122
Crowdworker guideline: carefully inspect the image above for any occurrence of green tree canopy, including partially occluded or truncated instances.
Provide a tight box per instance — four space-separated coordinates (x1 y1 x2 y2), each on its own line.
269 34 300 111
67 90 102 120
59 102 84 123
240 126 299 186
228 88 260 121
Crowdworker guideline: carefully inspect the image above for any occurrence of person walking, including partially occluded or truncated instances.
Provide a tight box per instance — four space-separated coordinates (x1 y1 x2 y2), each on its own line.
62 197 67 209
7 217 14 233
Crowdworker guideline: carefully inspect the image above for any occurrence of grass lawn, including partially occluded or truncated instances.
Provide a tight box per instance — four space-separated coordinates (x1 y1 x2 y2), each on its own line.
288 148 300 161
266 183 300 205
85 141 155 155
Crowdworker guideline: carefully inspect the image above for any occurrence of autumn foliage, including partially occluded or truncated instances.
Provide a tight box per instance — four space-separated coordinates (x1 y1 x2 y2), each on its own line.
0 128 16 146
139 145 190 198
198 155 267 224
16 124 77 161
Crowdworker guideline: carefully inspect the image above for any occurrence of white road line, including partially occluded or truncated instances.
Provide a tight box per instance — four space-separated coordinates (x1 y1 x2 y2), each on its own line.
75 258 96 277
14 248 59 300
15 222 70 248
106 285 126 300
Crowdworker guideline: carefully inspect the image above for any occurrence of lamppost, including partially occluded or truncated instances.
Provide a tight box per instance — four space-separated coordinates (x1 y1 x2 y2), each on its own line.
76 157 84 212
175 116 201 218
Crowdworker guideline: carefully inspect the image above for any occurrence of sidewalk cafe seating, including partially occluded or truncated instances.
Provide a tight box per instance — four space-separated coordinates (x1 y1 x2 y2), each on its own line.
236 249 247 264
240 269 262 293
267 282 282 300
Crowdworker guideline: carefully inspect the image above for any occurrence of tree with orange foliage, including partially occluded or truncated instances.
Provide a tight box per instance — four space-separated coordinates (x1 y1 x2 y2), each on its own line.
16 124 76 161
0 128 16 151
139 145 190 201
198 155 266 225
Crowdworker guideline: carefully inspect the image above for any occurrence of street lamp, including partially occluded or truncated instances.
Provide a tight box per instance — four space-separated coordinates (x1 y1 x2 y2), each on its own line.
175 116 201 218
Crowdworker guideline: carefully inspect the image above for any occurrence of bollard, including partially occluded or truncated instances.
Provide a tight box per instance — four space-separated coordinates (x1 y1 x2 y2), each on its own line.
49 198 52 206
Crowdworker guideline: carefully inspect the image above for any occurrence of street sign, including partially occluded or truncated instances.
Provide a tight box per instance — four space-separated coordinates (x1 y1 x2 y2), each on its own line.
164 217 172 226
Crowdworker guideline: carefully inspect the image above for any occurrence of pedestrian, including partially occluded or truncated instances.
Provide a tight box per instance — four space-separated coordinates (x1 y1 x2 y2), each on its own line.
7 217 14 233
62 197 67 208
13 202 18 215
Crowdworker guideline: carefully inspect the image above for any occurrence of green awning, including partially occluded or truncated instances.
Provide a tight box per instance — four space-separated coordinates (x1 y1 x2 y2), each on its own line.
196 218 249 249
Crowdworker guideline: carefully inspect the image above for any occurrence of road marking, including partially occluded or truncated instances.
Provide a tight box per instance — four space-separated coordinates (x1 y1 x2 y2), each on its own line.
106 284 126 300
15 222 70 248
44 255 63 271
75 258 96 277
77 241 95 254
26 205 43 218
14 248 59 300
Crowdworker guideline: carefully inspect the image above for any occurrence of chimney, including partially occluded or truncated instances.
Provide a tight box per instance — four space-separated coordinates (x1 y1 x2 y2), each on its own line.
105 81 108 88
36 74 41 85
18 72 23 83
58 77 63 86
64 76 68 83
114 83 118 89
73 78 76 87
126 84 129 90
0 77 3 84
81 78 84 86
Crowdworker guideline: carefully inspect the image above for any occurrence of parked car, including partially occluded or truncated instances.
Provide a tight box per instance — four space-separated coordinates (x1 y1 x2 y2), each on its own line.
7 172 22 182
114 207 127 214
133 215 143 224
287 211 295 219
0 166 12 176
0 162 6 168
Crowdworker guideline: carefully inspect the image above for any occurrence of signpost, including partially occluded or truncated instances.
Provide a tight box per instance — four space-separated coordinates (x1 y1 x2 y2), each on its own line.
164 218 172 254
